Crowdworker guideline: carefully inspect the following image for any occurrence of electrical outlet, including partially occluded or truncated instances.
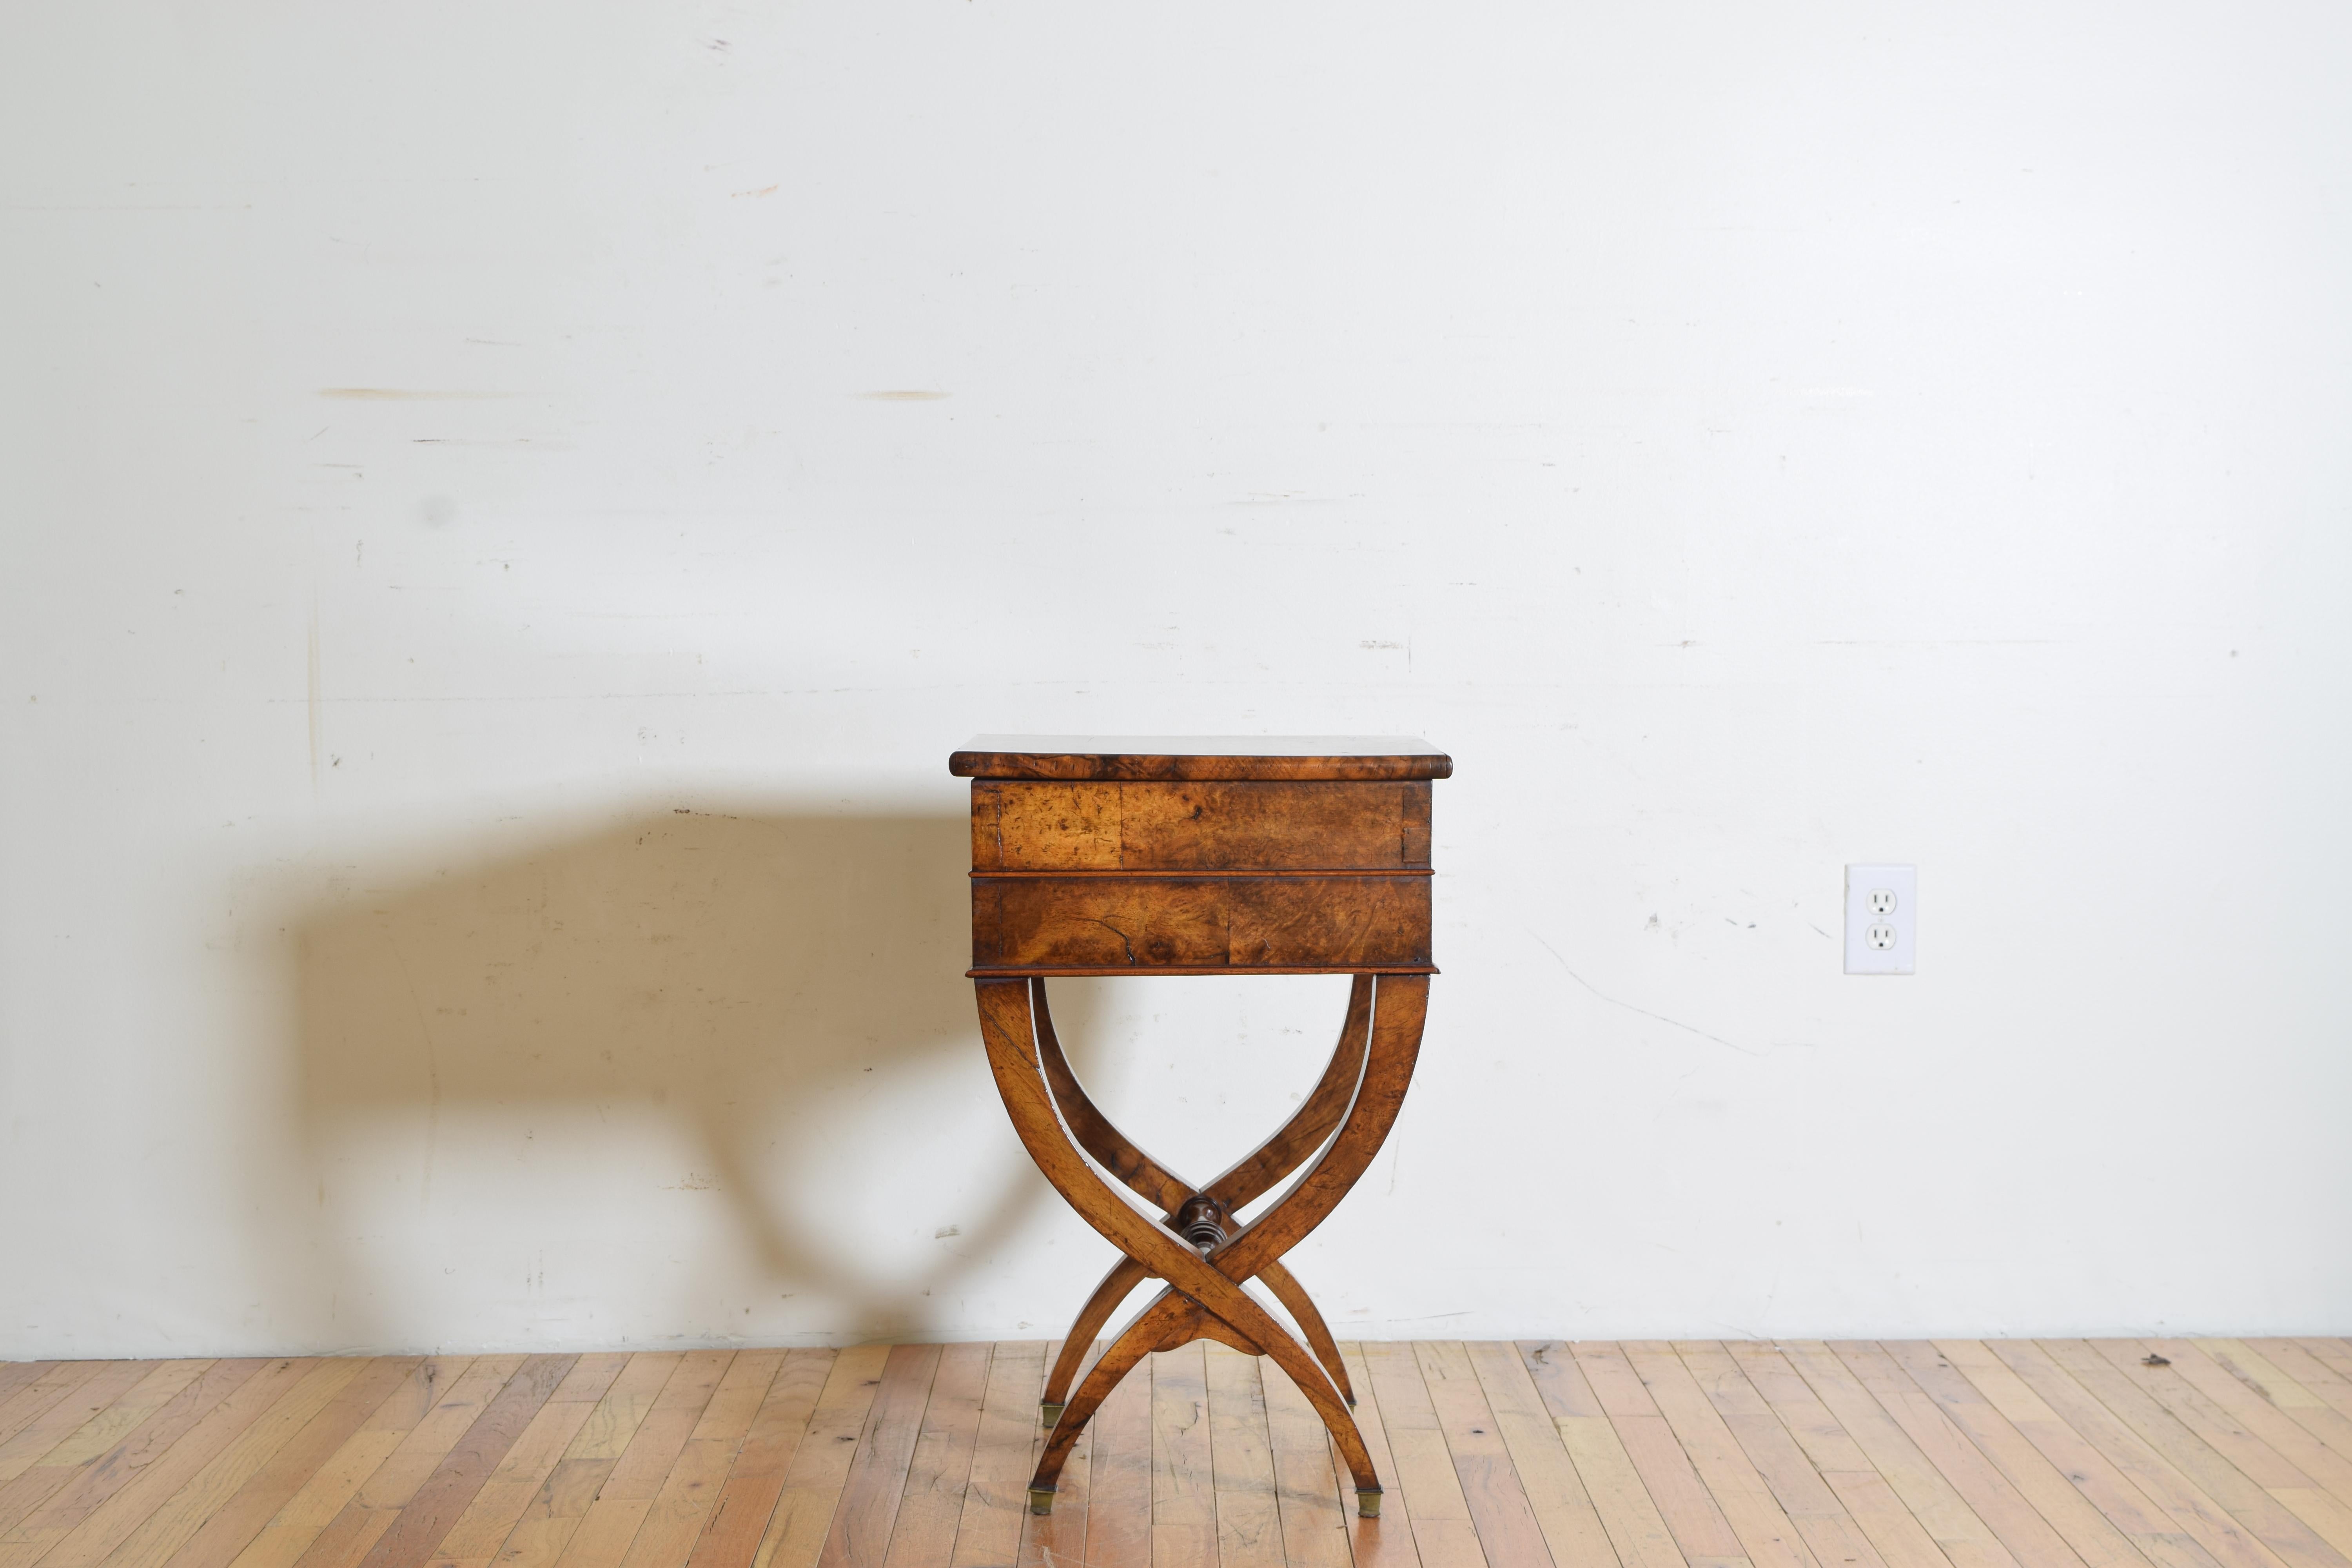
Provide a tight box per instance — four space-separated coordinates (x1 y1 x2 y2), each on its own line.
1845 865 1915 975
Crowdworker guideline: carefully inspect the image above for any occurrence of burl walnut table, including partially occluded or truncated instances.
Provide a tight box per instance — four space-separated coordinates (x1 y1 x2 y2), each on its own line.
950 736 1451 1519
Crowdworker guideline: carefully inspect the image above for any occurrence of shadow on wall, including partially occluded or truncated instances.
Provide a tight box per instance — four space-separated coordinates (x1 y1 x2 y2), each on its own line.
289 806 1089 1350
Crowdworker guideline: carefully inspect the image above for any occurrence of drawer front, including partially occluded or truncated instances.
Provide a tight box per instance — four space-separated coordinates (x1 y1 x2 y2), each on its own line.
971 780 1430 872
971 875 1432 973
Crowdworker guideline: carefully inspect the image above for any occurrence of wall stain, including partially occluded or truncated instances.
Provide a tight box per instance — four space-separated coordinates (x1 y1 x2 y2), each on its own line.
318 389 512 401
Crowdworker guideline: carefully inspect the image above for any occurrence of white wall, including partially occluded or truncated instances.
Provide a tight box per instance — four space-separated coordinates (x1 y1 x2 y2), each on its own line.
4 0 2348 1359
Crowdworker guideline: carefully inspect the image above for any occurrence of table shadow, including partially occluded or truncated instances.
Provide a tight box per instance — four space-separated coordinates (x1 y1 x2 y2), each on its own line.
287 804 1102 1349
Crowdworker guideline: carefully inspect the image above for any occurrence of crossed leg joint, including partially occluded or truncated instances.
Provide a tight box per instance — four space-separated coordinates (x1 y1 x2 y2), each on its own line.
975 972 1428 1519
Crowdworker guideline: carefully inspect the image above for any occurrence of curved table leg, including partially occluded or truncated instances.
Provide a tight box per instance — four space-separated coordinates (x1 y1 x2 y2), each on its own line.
1029 1287 1195 1506
1035 1240 1352 1423
1203 975 1375 1211
980 978 1376 1507
976 973 1426 1517
1035 975 1370 1218
980 979 1366 1424
1039 1253 1149 1423
1259 1259 1354 1405
1033 985 1191 1211
1031 975 1371 1406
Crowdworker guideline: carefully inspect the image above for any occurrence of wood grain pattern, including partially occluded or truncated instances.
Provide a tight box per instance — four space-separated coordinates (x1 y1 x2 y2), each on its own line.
1151 1345 1218 1568
877 1343 987 1568
614 1350 784 1568
4 1341 2347 1568
683 1348 832 1568
2229 1342 2352 1425
2139 1341 2352 1511
974 781 1434 871
754 1346 890 1568
486 1353 677 1568
1880 1341 2157 1568
21 1363 214 1479
0 1367 160 1486
1078 1341 1153 1568
7 1360 323 1568
1205 1347 1285 1568
1520 1342 1691 1568
554 1352 732 1568
2283 1344 2352 1414
1982 1340 2290 1568
1673 1343 1901 1568
0 1363 218 1537
1722 1342 1956 1568
1573 1341 1751 1568
1824 1341 2093 1568
261 1357 496 1568
971 872 1432 973
814 1347 936 1568
0 1371 61 1421
1772 1341 2022 1568
164 1357 425 1568
422 1353 626 1568
1259 1357 1355 1568
223 1358 469 1568
0 1371 110 1455
945 1341 1040 1568
1014 1342 1087 1568
1464 1341 1615 1568
1620 1342 1815 1568
1413 1341 1554 1568
1361 1342 1483 1568
2029 1340 2347 1568
1336 1345 1424 1568
950 740 1452 783
89 1357 368 1568
2088 1341 2352 1558
352 1355 574 1568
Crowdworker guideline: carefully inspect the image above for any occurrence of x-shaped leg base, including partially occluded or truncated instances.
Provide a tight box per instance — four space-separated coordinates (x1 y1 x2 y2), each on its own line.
974 971 1429 1519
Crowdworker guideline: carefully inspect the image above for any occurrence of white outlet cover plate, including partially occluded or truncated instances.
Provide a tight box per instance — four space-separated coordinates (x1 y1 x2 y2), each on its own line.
1845 864 1916 975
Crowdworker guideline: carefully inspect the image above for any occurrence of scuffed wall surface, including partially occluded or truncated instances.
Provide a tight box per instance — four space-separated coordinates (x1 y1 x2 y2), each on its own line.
2 0 2348 1355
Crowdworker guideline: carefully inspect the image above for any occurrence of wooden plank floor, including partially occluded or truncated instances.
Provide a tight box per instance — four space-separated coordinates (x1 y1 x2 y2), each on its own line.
0 1341 2347 1568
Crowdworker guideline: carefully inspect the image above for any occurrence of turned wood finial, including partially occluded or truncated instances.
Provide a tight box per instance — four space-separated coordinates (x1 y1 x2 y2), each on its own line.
1173 1194 1230 1252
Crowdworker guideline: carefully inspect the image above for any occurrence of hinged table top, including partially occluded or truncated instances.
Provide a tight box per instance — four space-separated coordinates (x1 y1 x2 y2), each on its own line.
950 735 1452 782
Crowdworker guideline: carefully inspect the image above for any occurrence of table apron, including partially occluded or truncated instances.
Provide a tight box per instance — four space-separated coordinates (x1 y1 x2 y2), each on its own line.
971 872 1432 971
